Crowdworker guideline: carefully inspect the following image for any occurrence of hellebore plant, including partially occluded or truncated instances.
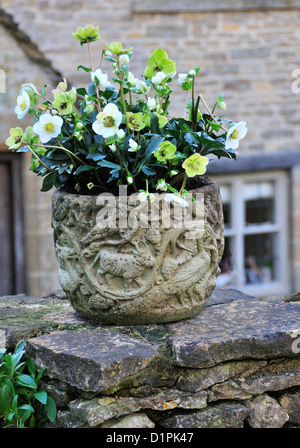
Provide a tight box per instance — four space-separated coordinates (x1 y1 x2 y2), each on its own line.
6 24 247 202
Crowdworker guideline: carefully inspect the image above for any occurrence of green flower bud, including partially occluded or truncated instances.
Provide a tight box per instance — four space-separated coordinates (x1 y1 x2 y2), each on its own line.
72 24 101 45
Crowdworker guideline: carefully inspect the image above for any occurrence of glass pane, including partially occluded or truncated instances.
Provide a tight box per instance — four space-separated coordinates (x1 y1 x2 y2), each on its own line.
220 185 232 229
244 181 275 225
217 237 236 287
244 233 276 285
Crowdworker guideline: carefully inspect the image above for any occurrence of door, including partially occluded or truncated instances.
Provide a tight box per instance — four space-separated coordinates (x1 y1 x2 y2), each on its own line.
0 151 26 295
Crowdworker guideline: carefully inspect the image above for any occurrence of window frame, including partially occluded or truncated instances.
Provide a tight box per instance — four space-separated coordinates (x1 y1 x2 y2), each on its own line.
211 170 290 296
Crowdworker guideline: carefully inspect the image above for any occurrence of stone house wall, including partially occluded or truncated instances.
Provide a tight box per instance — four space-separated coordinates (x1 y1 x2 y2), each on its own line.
1 0 300 295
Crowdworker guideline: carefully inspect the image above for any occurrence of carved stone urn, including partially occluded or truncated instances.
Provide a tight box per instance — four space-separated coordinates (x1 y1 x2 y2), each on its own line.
51 177 224 324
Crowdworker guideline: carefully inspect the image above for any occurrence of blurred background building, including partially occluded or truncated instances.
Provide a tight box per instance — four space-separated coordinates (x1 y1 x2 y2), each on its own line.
0 0 300 297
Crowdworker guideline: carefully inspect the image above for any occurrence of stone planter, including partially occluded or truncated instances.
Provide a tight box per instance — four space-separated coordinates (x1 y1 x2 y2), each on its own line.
51 177 224 324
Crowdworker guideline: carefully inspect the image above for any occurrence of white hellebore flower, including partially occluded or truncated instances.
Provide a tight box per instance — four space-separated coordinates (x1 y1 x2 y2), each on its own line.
109 143 117 152
92 103 122 138
128 138 139 152
135 79 150 95
32 114 63 143
15 91 30 119
178 73 188 86
156 179 168 191
151 71 166 85
91 69 111 88
127 72 138 87
138 191 156 203
147 97 156 111
225 121 247 150
119 54 130 66
164 193 189 208
117 129 125 140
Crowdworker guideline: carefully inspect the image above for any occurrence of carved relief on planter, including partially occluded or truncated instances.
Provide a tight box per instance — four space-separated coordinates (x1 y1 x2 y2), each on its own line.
51 178 224 324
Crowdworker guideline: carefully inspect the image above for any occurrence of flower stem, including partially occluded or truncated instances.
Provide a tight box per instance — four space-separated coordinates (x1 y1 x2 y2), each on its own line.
117 56 129 132
199 94 227 132
23 142 56 173
87 40 101 112
115 142 125 180
192 77 196 131
179 173 187 195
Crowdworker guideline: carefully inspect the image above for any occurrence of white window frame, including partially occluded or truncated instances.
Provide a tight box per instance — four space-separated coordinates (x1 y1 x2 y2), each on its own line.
211 171 290 297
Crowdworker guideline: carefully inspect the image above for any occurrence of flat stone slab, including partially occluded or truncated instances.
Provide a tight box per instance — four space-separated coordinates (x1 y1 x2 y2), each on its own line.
0 293 88 349
69 389 207 427
169 299 300 368
26 328 159 393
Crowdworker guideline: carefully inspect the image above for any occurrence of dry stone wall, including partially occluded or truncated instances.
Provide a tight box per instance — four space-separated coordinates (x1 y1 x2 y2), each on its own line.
1 288 299 428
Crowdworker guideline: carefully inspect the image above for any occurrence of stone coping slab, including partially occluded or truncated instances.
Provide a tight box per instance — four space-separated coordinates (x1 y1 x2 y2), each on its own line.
26 328 159 393
169 299 300 368
1 287 300 396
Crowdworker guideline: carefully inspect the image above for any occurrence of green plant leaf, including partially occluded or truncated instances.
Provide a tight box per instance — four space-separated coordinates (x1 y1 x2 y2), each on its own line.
96 160 121 170
77 65 91 72
0 385 9 415
19 404 34 422
206 120 221 132
41 172 58 192
142 166 156 176
34 390 48 405
45 396 57 423
16 374 37 389
26 357 37 378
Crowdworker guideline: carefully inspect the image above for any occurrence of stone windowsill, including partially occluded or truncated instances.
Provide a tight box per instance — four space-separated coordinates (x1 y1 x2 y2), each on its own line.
131 0 300 14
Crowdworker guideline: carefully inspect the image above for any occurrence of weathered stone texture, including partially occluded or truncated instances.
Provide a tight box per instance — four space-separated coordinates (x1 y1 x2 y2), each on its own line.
26 328 159 393
1 288 300 428
162 402 249 428
279 389 300 424
246 395 289 428
170 300 300 368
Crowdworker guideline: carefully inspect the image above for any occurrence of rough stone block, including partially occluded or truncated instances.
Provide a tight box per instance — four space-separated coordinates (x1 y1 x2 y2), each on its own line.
279 389 300 424
101 412 155 428
69 389 207 427
162 402 249 428
246 394 289 428
170 300 300 368
26 328 159 393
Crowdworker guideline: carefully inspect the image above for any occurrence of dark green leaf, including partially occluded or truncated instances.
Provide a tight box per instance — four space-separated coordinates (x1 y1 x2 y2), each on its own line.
150 114 160 134
16 374 37 389
77 65 91 72
41 172 58 192
97 160 121 170
142 166 156 176
0 385 9 414
19 404 34 421
34 390 47 405
77 87 87 96
75 165 95 175
86 153 106 161
45 396 57 423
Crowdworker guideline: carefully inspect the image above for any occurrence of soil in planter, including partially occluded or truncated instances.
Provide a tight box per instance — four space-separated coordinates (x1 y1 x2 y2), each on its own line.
61 175 212 196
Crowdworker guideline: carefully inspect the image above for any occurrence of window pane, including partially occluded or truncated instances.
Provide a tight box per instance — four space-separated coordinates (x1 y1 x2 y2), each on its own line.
220 185 232 229
244 233 276 285
244 182 275 225
217 237 236 287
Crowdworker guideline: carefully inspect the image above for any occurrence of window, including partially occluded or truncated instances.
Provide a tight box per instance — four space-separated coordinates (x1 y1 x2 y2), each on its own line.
214 171 289 296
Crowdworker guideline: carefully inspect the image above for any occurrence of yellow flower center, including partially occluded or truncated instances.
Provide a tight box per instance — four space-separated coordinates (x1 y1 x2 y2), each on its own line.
20 100 27 111
44 122 55 133
103 116 115 128
231 129 240 139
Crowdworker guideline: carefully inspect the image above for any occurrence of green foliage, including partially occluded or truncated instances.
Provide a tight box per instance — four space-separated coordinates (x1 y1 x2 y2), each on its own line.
0 342 57 428
6 24 247 198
